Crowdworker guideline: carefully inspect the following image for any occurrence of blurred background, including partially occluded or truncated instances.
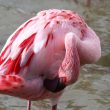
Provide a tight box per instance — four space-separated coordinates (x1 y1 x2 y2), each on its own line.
0 0 110 110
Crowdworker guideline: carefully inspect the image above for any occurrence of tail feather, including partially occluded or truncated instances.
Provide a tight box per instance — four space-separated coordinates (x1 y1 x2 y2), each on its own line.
0 75 24 90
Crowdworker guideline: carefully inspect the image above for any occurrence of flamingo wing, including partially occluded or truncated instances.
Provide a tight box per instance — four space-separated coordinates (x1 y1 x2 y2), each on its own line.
0 16 52 92
0 15 51 75
0 18 37 91
0 75 24 91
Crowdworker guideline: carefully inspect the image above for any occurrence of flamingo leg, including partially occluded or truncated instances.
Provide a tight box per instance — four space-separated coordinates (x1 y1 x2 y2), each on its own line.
27 100 31 110
52 104 57 110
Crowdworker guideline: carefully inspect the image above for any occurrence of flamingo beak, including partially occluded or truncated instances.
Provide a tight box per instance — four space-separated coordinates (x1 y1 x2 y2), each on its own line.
43 77 66 93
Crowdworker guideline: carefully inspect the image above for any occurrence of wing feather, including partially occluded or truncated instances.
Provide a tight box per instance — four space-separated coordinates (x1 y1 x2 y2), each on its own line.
0 75 24 90
0 17 38 75
0 15 52 76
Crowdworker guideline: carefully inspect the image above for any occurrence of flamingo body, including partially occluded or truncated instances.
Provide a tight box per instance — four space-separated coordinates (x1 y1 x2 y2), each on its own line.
0 9 101 110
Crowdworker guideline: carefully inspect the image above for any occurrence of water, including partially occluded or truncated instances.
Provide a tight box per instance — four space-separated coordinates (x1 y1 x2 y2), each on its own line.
0 0 110 110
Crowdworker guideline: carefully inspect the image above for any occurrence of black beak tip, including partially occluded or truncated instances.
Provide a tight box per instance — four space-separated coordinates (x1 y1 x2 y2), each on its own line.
44 77 66 93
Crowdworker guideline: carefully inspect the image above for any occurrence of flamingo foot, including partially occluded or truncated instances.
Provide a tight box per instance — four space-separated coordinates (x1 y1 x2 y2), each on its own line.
27 100 31 110
52 104 57 110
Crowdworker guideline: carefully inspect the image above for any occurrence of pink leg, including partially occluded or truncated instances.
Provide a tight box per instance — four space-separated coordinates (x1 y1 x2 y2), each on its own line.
27 100 31 110
52 104 57 110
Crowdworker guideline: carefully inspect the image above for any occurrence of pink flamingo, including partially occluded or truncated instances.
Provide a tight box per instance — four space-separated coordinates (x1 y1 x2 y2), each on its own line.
0 9 101 110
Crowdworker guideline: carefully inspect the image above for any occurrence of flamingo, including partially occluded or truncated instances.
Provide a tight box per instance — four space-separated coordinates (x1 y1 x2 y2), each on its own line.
0 9 101 110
